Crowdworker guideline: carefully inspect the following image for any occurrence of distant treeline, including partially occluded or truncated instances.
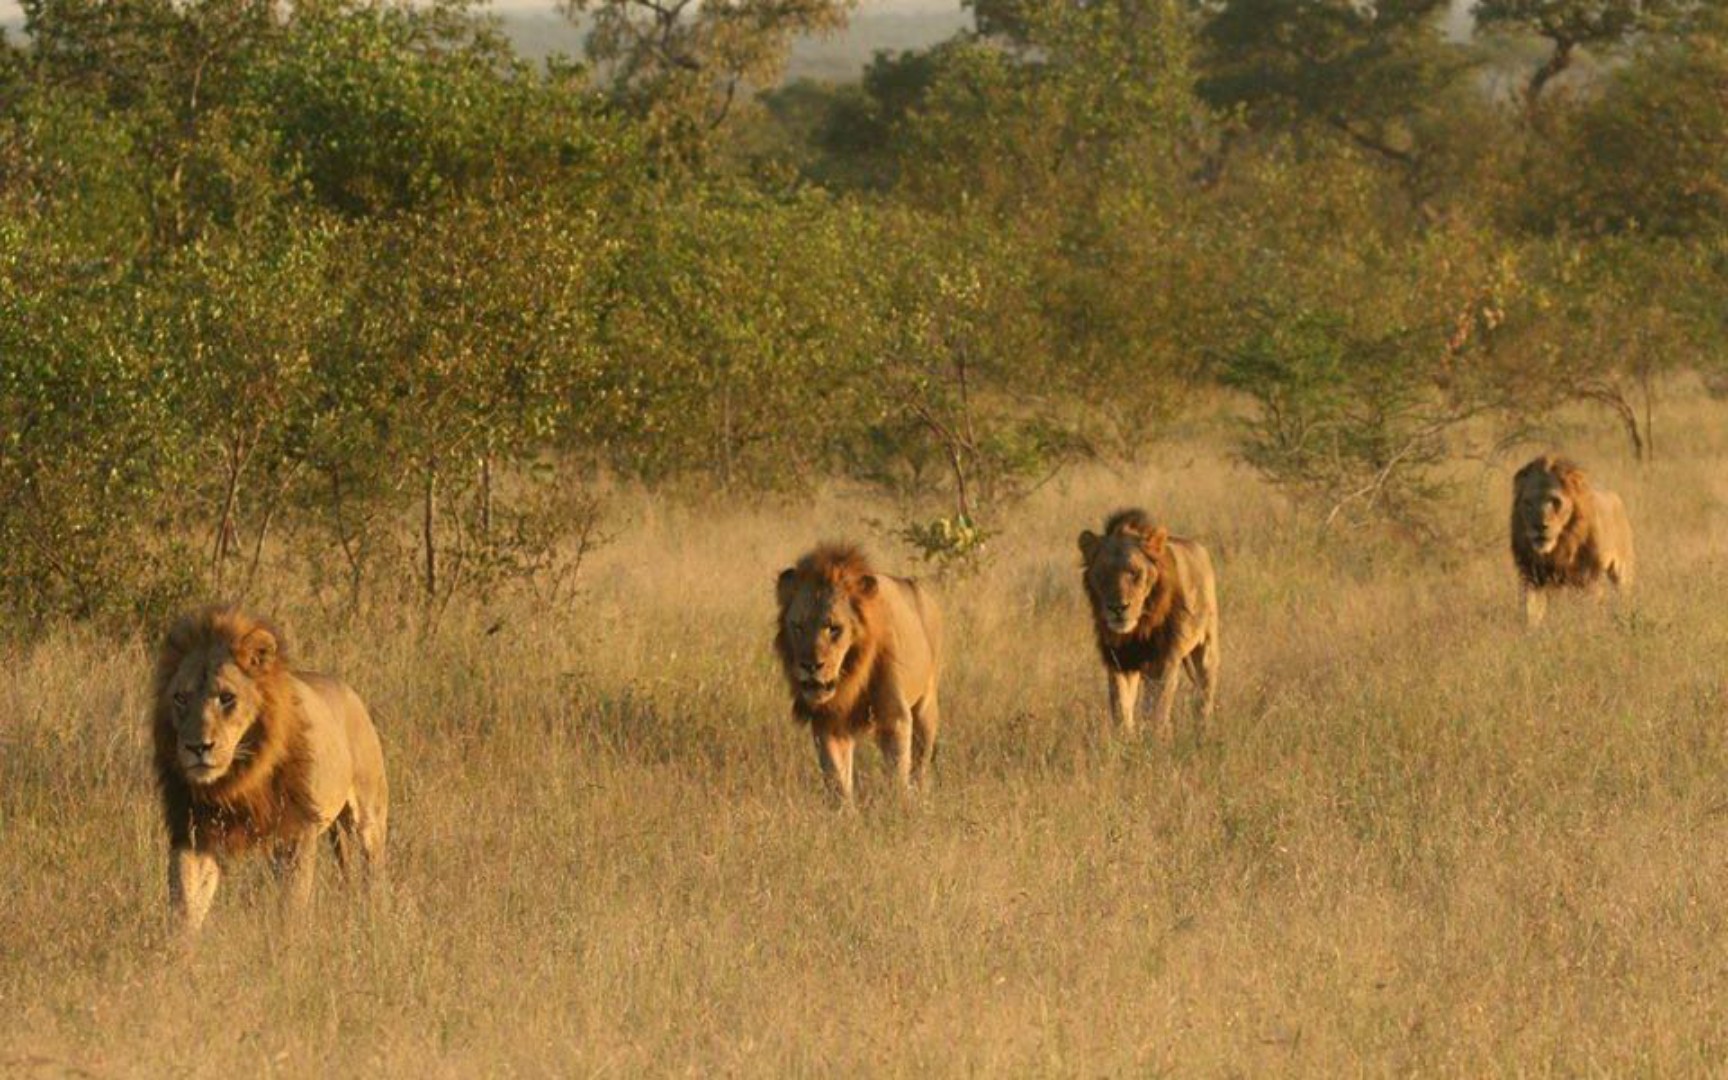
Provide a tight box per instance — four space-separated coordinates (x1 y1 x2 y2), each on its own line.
1 0 1724 626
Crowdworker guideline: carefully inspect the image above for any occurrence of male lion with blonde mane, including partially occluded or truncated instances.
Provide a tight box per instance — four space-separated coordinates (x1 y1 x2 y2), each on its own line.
152 606 388 936
1511 454 1635 627
774 544 942 805
1078 509 1219 740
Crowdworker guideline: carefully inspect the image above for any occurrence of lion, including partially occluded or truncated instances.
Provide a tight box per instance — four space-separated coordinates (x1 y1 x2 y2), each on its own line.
1510 454 1635 627
1078 509 1220 740
774 544 942 805
151 606 388 935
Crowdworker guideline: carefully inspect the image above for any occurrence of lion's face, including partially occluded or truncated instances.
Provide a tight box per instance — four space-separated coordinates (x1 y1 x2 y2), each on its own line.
1516 471 1576 555
778 575 875 707
162 643 272 785
1080 526 1168 634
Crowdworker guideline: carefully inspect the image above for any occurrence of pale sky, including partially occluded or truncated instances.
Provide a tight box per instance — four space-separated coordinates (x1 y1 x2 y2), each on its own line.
0 0 970 22
2 0 1479 33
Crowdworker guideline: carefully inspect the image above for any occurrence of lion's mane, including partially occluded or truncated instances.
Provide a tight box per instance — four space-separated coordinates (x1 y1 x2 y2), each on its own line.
1511 455 1605 589
773 543 889 733
1085 508 1186 672
152 606 315 855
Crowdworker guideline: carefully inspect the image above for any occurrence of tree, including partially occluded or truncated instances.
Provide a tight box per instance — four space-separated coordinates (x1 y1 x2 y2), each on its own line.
254 0 612 216
0 229 198 623
564 0 852 167
332 198 603 606
1196 0 1469 177
145 215 346 595
1483 10 1728 458
893 0 1207 220
766 46 955 192
861 210 1063 518
20 0 289 248
1211 202 1528 532
1472 0 1697 111
1522 11 1728 237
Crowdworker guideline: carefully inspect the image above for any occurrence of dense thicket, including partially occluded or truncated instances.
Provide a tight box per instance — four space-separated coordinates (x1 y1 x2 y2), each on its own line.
1 0 1724 627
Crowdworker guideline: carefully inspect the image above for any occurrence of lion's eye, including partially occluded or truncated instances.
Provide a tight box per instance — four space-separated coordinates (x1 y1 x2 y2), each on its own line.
172 691 189 708
218 691 236 710
826 624 842 640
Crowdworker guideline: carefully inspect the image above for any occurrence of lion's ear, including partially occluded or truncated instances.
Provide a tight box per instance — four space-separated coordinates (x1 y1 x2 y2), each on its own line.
163 611 200 658
1515 456 1561 488
853 574 879 599
1078 530 1101 564
237 626 278 677
776 568 797 609
1142 526 1169 558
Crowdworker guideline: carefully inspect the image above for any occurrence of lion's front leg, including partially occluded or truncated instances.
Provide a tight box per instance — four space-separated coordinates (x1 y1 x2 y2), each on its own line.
812 725 857 807
1187 631 1220 724
1146 654 1185 746
910 691 940 792
273 829 323 917
874 700 916 795
168 847 221 936
1107 668 1141 735
1520 582 1547 628
1605 560 1635 622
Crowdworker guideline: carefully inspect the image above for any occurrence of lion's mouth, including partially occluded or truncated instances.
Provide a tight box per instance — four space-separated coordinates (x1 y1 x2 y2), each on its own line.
1528 532 1556 553
797 676 839 700
181 759 228 784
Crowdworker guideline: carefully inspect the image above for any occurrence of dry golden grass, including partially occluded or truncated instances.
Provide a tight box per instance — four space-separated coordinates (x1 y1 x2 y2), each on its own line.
5 396 1728 1076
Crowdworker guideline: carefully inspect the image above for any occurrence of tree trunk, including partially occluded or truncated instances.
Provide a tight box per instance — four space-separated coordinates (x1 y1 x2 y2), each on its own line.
479 455 493 540
1640 371 1655 463
955 352 977 515
212 439 244 593
329 467 366 610
243 481 282 597
720 382 735 491
1526 37 1574 115
1608 392 1645 462
423 458 438 602
945 441 973 523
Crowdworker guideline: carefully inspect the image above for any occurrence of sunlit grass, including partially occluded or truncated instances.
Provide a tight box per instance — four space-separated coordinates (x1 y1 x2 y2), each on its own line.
4 397 1728 1075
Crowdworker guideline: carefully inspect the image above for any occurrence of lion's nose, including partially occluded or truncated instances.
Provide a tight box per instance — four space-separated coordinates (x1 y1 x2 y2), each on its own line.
186 740 214 757
1108 602 1129 615
801 661 821 676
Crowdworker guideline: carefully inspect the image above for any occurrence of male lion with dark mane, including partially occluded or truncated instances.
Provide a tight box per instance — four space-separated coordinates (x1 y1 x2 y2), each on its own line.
152 606 388 935
774 544 942 805
1510 454 1635 627
1078 509 1219 740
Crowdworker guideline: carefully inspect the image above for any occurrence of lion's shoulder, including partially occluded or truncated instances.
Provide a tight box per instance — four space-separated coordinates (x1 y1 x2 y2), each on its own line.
876 573 942 658
1166 536 1218 609
1166 535 1214 572
1587 486 1635 564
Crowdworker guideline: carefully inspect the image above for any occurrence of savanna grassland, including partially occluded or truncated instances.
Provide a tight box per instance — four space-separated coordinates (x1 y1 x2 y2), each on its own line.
5 397 1728 1077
